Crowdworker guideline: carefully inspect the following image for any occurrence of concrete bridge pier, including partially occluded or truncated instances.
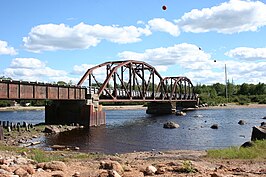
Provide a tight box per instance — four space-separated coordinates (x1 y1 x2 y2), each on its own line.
146 101 198 115
146 102 176 114
45 98 106 127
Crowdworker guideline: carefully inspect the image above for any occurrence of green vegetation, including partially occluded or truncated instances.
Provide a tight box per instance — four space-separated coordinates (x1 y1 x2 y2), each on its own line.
195 82 266 106
207 140 266 159
0 100 13 107
0 142 103 163
179 160 198 173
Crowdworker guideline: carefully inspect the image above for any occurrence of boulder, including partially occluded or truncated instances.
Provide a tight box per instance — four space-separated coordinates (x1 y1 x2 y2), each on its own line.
44 161 67 171
144 165 157 175
211 124 218 129
163 122 179 129
100 161 123 173
251 126 266 141
44 125 60 134
108 170 121 177
238 120 246 125
14 167 28 176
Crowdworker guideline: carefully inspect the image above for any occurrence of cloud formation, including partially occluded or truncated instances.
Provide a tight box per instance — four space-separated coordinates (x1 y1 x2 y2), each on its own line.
225 47 266 60
148 18 180 36
178 0 266 34
0 40 17 55
118 43 212 69
23 23 151 53
118 43 266 84
4 58 68 82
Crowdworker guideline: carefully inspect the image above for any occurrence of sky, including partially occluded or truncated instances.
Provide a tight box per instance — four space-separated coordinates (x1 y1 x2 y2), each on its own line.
0 0 266 86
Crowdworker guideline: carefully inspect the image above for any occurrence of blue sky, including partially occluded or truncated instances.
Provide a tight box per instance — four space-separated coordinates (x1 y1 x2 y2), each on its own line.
0 0 266 85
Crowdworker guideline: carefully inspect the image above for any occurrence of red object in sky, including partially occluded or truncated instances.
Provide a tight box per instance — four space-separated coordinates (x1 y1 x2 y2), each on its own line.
162 5 167 10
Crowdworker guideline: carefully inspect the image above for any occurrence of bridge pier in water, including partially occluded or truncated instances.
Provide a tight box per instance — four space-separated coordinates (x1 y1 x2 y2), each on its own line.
146 102 176 114
45 99 106 127
146 101 198 115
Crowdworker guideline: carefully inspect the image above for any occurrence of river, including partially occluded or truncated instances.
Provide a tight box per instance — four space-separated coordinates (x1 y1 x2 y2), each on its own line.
0 107 265 154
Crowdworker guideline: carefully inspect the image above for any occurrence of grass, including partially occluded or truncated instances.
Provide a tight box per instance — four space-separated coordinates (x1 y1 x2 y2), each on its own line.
207 140 266 159
0 142 103 163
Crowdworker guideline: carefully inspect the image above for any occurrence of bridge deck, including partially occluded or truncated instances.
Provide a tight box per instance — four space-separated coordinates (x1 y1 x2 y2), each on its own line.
0 80 86 100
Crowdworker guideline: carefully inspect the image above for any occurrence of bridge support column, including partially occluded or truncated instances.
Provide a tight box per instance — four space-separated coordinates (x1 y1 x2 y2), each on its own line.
146 102 176 114
45 100 106 127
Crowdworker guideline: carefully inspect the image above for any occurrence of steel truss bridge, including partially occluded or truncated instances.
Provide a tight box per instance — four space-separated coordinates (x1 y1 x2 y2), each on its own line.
0 60 197 103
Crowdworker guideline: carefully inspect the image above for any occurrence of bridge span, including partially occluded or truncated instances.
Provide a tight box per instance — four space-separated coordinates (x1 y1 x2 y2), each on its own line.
0 60 198 126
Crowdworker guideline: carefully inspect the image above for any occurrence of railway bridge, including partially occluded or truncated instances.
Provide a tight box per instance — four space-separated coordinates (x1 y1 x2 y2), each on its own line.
0 60 198 126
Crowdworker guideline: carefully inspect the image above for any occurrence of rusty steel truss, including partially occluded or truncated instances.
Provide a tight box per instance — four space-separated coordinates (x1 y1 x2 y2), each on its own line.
78 60 197 102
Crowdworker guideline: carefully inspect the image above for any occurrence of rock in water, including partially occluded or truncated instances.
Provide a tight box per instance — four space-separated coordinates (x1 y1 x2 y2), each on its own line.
176 111 186 116
238 120 246 125
251 126 266 141
163 122 179 129
211 124 218 129
241 141 254 148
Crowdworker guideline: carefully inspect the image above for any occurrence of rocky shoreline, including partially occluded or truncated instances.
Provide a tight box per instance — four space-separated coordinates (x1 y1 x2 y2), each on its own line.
0 145 265 176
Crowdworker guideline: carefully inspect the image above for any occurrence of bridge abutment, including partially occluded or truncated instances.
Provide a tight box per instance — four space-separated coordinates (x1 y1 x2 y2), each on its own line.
45 99 106 127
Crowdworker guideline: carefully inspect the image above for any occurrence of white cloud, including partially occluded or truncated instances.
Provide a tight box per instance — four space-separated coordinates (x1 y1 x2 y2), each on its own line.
4 58 69 82
72 63 106 75
148 18 180 36
23 22 151 53
225 47 266 60
118 43 266 84
10 58 45 69
118 43 211 69
0 40 17 55
178 0 266 34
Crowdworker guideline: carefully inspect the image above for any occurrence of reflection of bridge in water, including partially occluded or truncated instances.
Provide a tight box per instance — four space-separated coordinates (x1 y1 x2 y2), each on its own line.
0 60 198 126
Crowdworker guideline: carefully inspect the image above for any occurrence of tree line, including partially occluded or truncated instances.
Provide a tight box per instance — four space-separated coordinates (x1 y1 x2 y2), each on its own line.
194 82 266 105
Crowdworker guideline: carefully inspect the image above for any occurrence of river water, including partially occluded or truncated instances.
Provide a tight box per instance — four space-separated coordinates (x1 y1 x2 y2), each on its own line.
0 107 265 154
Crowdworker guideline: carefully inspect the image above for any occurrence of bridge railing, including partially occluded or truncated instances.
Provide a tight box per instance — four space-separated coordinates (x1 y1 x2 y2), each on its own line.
87 86 197 101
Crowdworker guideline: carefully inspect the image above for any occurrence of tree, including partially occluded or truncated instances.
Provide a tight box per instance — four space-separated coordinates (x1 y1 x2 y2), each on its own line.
0 76 12 80
238 83 250 95
213 83 225 96
57 81 67 85
255 82 266 95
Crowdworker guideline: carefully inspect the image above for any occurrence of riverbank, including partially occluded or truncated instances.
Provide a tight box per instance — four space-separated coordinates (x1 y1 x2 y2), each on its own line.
0 106 45 112
0 143 265 176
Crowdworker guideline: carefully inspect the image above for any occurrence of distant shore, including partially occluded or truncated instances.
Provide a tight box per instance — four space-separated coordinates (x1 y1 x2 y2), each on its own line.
0 103 265 112
0 106 45 112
